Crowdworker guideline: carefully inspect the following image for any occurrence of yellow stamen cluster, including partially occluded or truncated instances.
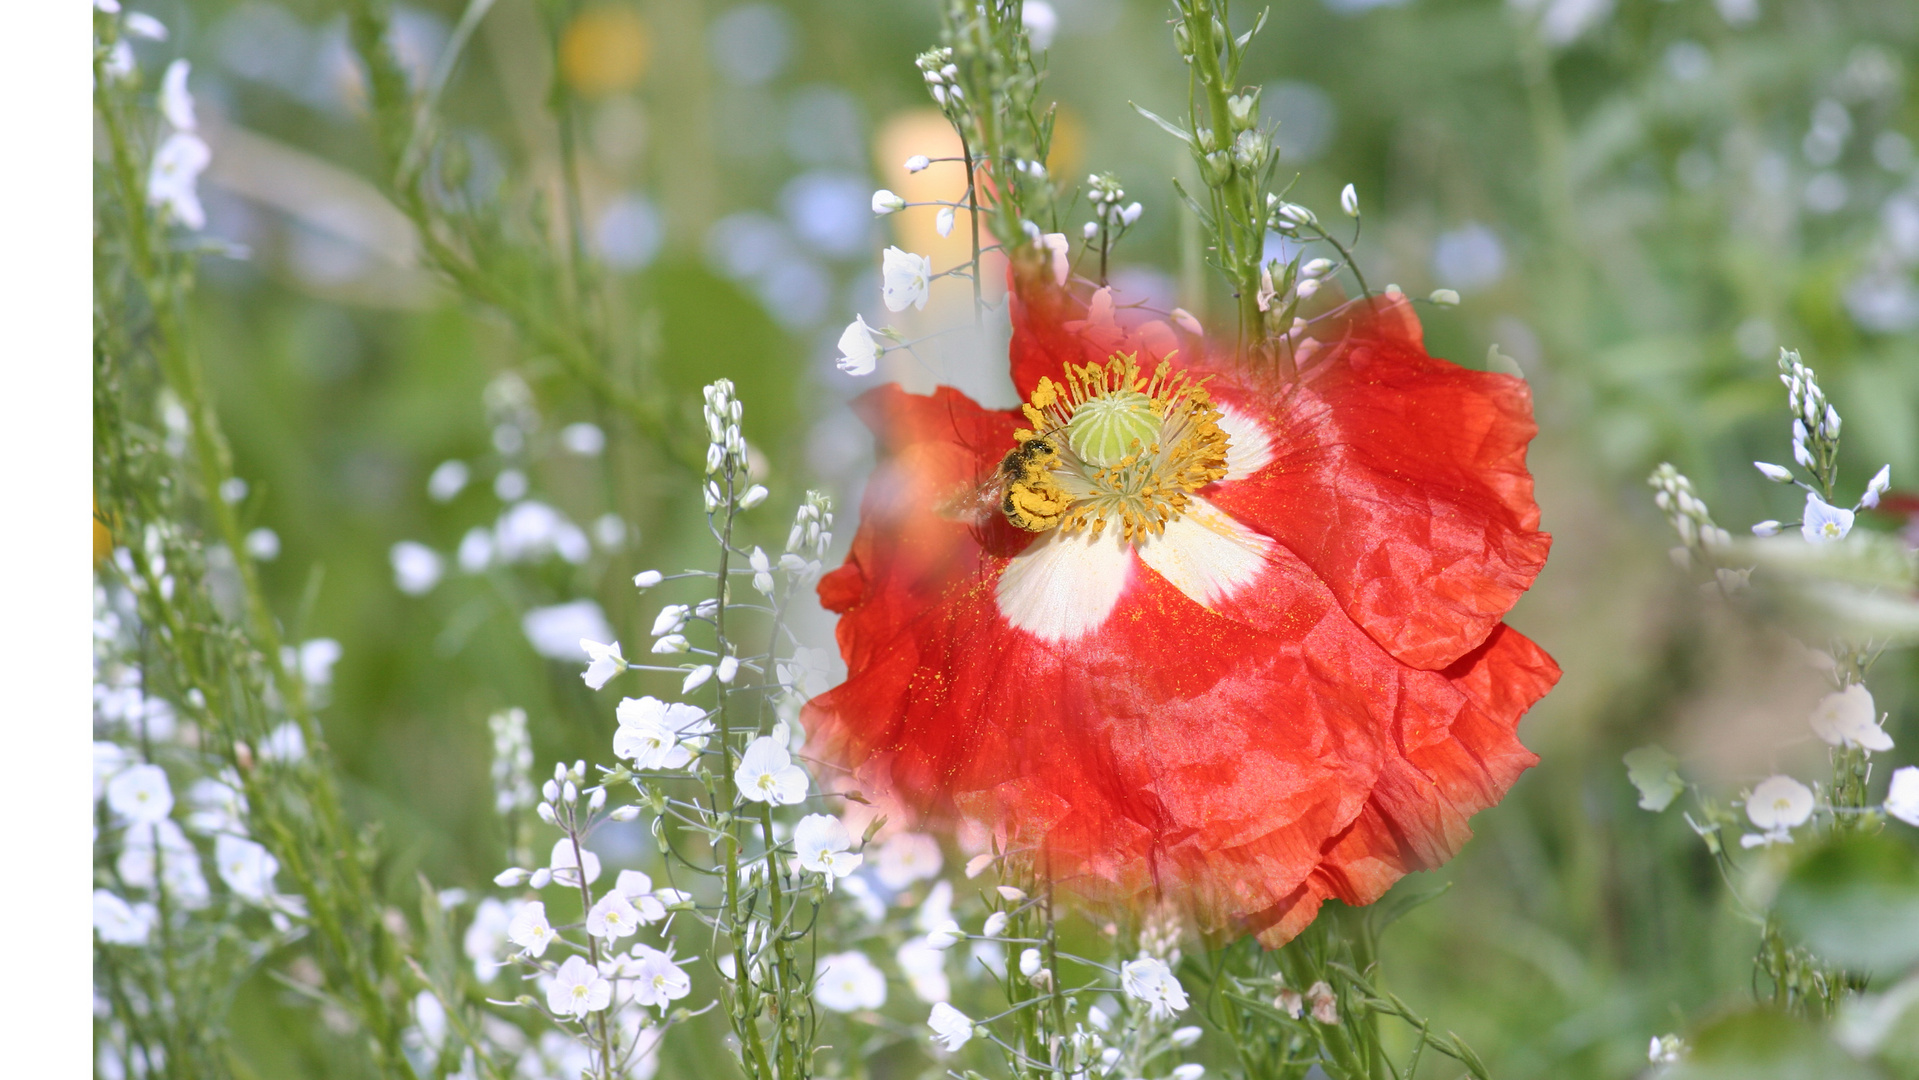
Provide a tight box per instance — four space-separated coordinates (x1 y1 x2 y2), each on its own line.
1000 353 1230 541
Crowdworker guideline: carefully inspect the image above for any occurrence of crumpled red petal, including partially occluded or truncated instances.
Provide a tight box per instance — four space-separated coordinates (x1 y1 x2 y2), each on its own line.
807 272 1558 945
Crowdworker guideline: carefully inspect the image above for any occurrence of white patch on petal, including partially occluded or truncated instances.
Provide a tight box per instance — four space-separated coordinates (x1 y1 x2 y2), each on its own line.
996 528 1134 643
1135 498 1271 610
1216 406 1274 481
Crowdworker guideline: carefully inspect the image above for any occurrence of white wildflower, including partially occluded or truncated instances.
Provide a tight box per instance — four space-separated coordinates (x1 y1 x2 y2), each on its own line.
506 900 555 957
794 814 862 882
872 189 907 214
623 944 691 1009
585 891 642 942
881 247 933 312
94 890 156 946
390 541 444 595
548 955 612 1017
927 1002 974 1052
1120 957 1189 1019
1884 767 1919 827
734 736 808 805
1801 493 1854 543
613 696 713 771
215 833 279 905
874 832 942 888
106 763 173 824
1809 684 1893 752
159 59 195 131
579 639 625 691
1742 774 1815 847
146 131 210 229
814 951 888 1012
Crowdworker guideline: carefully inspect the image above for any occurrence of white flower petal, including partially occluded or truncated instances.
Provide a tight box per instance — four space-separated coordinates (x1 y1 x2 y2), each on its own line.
1215 405 1275 482
995 527 1133 643
1135 497 1272 611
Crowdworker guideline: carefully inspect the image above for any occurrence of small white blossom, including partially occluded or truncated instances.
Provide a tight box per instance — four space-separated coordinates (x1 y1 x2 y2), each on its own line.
427 460 469 501
735 736 808 805
924 919 964 950
1275 987 1304 1018
94 889 156 946
124 12 168 39
651 634 689 654
898 936 951 1002
160 59 196 131
936 206 956 237
148 129 211 229
1862 465 1891 509
836 315 884 376
1307 980 1339 1024
872 189 907 214
622 944 692 1009
547 838 601 887
389 541 444 595
1884 767 1919 827
1120 957 1189 1019
215 834 279 905
1801 493 1854 543
1172 1065 1205 1080
1023 1 1058 49
579 639 625 690
794 814 862 882
548 955 612 1017
882 247 933 312
750 546 774 595
1172 1026 1203 1047
905 154 931 173
875 831 943 888
1742 774 1815 847
107 763 173 824
651 605 688 637
683 664 714 692
1649 1034 1687 1064
507 900 555 957
1018 948 1042 977
815 950 888 1012
717 655 740 684
927 1002 974 1052
463 898 512 980
981 911 1009 937
612 870 668 923
585 891 642 941
1810 684 1893 752
613 696 714 770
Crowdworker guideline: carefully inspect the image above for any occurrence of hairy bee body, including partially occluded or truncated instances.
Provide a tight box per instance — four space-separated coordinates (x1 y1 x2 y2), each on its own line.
998 436 1068 531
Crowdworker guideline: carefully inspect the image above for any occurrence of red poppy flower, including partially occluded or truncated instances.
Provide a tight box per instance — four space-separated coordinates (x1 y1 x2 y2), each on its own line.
805 267 1558 945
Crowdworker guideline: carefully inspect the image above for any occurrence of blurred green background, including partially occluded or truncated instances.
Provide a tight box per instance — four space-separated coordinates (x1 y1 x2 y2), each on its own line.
125 0 1918 1074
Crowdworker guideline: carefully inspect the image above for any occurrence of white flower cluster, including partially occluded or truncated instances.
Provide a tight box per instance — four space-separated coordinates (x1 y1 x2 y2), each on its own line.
1748 348 1890 542
1083 172 1143 240
93 585 307 952
916 46 963 110
1647 463 1738 575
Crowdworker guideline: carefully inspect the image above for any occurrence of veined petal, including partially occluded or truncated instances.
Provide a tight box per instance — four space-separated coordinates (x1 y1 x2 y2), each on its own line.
1135 497 1271 611
995 528 1134 643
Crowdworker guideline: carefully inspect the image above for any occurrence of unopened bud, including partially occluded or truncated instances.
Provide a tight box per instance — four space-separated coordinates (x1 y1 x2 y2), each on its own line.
493 867 529 887
536 802 557 824
634 570 663 588
609 804 641 821
1340 183 1360 217
1753 461 1793 483
996 885 1027 902
905 155 931 173
1428 288 1460 307
738 484 768 510
871 189 906 215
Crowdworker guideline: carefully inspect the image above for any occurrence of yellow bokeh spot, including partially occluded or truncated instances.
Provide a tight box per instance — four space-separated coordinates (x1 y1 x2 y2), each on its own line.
94 499 113 561
875 105 1087 265
561 5 651 98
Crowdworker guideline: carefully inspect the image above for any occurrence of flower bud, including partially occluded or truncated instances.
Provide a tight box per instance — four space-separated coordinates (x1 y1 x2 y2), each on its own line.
1753 461 1793 483
1428 288 1459 307
1340 183 1360 217
963 853 994 878
982 912 1009 937
562 780 578 804
738 484 768 510
529 868 552 889
536 802 557 825
1752 520 1781 537
996 885 1027 902
717 656 739 684
1300 258 1333 279
587 787 607 812
1120 202 1142 226
1226 92 1258 131
493 867 529 887
1231 129 1269 171
1019 948 1043 977
542 779 560 802
609 804 640 821
905 155 931 173
1200 150 1234 186
634 570 663 588
1083 220 1099 240
938 206 957 238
